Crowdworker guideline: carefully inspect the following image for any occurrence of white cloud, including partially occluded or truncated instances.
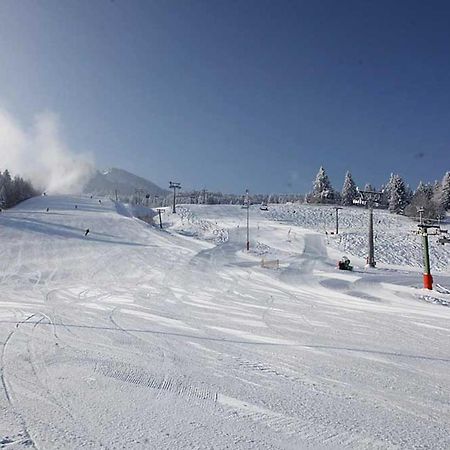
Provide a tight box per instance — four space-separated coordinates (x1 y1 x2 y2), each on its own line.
0 108 95 194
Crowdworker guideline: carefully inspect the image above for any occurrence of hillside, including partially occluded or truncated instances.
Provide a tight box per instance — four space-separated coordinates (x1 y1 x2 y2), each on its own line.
0 196 449 449
83 167 169 198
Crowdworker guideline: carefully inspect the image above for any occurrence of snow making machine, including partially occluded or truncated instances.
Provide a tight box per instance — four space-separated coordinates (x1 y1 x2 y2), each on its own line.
338 256 353 271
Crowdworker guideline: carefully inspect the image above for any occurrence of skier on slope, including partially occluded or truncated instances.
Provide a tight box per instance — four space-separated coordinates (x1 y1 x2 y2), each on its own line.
84 228 90 237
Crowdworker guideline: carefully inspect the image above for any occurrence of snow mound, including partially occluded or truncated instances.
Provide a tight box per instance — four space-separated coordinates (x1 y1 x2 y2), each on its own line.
167 206 229 243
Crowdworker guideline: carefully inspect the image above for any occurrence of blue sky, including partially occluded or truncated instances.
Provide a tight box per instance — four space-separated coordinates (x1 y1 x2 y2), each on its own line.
1 0 449 194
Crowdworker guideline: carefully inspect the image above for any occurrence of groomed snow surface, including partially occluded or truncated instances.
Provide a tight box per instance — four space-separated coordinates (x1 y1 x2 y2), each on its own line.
0 196 449 449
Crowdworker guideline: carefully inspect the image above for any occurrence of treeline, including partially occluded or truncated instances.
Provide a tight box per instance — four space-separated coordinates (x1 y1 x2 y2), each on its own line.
129 191 304 207
126 166 450 222
176 191 304 205
0 169 39 209
307 166 450 220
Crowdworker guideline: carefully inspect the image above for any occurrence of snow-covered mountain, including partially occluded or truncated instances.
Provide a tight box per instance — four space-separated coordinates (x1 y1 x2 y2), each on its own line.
83 167 169 197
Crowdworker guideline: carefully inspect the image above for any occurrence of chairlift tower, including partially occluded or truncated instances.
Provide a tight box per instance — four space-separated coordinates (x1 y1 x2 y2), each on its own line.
358 190 383 268
156 208 164 229
169 181 181 213
415 220 449 290
245 189 250 251
334 207 342 235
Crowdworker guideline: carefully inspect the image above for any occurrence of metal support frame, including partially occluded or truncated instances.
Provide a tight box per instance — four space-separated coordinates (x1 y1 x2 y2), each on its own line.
245 189 250 251
156 208 164 229
334 207 342 235
169 181 181 213
416 223 445 290
358 190 382 268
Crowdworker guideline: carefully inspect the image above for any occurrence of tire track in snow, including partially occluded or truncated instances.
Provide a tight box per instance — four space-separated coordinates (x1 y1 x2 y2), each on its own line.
0 304 109 448
24 314 109 448
109 306 166 363
218 394 363 448
93 360 218 405
26 315 79 422
0 313 40 450
4 312 72 442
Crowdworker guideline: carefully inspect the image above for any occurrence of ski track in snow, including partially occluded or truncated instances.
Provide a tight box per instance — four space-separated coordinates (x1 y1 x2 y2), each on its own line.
0 196 449 449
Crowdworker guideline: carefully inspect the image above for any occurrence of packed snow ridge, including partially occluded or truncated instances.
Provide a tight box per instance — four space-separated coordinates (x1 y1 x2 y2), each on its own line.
0 195 449 449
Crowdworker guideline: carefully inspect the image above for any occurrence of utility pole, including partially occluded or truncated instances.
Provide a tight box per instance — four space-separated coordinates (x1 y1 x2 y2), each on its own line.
169 181 181 213
334 207 342 234
368 207 375 267
359 190 382 268
245 189 250 251
156 208 164 229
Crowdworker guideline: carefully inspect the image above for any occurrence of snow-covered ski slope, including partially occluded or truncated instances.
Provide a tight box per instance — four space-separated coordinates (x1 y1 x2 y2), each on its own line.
0 196 449 449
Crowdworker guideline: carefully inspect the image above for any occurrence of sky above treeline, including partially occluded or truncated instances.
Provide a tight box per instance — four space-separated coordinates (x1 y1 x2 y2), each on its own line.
1 0 449 194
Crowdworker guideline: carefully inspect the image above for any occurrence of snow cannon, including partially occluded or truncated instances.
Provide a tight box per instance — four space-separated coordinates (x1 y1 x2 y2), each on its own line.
338 256 353 271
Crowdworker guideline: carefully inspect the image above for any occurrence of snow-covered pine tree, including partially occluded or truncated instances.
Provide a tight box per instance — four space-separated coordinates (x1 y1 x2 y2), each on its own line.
388 174 407 214
404 181 443 220
385 173 395 196
433 179 441 192
0 169 37 209
311 166 334 203
423 182 433 200
415 181 426 198
405 184 414 204
341 171 358 206
380 173 395 208
0 185 6 208
440 171 450 210
1 170 12 208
